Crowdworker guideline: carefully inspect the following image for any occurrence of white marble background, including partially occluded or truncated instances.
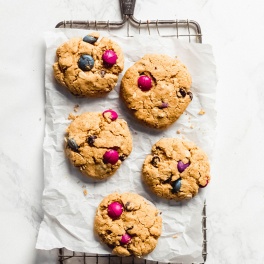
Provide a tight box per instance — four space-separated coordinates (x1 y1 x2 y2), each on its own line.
1 0 264 263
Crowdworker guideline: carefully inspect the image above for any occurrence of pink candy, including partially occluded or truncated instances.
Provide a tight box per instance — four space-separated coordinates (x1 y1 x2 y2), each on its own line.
137 75 152 91
108 201 123 219
120 233 131 245
102 50 117 66
103 149 119 165
102 109 118 121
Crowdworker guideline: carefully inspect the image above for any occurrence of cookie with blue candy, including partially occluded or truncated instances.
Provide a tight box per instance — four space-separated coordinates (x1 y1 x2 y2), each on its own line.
142 138 210 201
65 110 132 179
53 32 124 97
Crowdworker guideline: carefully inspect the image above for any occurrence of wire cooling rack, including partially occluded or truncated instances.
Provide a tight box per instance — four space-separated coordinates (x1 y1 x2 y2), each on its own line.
55 1 206 263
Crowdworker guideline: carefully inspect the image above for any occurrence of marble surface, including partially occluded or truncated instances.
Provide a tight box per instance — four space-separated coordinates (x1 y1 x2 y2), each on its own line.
1 0 264 263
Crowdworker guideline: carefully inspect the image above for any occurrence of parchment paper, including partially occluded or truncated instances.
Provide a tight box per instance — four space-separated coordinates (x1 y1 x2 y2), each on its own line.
36 28 217 263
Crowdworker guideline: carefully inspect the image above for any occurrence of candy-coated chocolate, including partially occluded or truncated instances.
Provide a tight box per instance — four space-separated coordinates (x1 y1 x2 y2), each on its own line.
199 179 209 188
67 138 79 152
171 178 181 193
103 149 119 165
137 75 152 91
78 54 94 71
102 109 118 121
177 160 190 173
102 50 117 66
108 201 123 219
120 233 131 244
158 102 169 109
83 35 97 44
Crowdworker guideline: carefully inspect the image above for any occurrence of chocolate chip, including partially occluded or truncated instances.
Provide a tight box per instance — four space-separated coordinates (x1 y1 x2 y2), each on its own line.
187 91 193 100
179 88 186 97
158 102 169 109
151 155 160 167
67 138 79 152
125 202 133 211
87 135 97 146
100 70 106 77
119 154 127 161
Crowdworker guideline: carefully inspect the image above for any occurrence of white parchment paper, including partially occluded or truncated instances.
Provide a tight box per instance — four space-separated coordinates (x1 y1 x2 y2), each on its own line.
36 28 217 263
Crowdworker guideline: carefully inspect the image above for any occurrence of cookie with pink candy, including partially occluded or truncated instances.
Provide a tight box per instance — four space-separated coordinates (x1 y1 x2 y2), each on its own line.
65 110 132 179
94 192 162 257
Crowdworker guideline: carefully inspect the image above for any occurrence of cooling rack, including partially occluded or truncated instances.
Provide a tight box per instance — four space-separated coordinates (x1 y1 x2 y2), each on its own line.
55 1 206 263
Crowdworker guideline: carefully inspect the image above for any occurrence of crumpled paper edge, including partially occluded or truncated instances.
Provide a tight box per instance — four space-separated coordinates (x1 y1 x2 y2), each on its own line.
36 28 217 264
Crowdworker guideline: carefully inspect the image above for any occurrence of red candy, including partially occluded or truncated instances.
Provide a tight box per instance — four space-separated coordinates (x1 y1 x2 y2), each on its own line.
199 179 209 188
102 109 118 121
103 150 119 165
120 233 131 244
137 75 152 91
102 50 117 66
108 201 123 219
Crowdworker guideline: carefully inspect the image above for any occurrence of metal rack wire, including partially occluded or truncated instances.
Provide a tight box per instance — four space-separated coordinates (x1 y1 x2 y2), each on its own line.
58 202 207 264
55 0 206 263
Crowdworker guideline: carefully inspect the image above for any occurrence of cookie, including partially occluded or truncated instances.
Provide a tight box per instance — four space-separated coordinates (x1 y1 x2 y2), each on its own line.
142 138 210 200
65 110 132 179
120 54 192 129
94 192 162 257
53 32 124 97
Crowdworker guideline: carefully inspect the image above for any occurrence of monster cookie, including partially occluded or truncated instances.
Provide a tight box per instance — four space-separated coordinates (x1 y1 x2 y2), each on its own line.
65 110 132 179
142 138 210 200
53 32 124 97
120 54 192 128
94 192 162 257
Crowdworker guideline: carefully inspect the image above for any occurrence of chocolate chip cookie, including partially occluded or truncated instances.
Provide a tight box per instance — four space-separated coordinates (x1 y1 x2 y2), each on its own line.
120 54 192 129
142 138 210 200
94 192 162 257
65 110 132 179
53 32 124 97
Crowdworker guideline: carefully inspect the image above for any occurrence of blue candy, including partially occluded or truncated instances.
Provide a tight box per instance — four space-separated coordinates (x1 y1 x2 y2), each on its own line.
78 55 94 71
83 35 97 44
171 178 181 193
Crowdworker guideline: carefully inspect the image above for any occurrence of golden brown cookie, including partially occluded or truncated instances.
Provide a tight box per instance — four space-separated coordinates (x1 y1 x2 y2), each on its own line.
65 110 132 179
94 192 162 257
53 32 124 97
120 54 192 129
142 138 210 200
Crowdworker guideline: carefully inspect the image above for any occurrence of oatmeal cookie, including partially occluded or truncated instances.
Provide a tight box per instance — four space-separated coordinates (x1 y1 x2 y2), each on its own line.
142 138 210 200
120 54 192 128
94 192 162 257
65 110 132 179
53 32 124 97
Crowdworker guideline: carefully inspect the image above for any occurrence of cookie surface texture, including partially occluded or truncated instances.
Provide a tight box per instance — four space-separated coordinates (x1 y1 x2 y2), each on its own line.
53 32 124 97
120 54 192 128
65 111 132 179
142 138 210 200
94 192 162 257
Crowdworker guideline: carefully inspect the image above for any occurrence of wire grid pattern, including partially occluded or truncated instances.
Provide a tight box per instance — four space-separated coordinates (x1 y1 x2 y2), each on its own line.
58 203 207 264
56 13 206 264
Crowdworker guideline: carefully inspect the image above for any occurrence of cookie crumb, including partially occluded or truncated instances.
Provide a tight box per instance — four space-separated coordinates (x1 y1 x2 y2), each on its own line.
83 189 88 196
74 104 80 112
172 234 178 238
176 129 181 134
190 124 194 129
198 109 206 115
68 113 76 120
